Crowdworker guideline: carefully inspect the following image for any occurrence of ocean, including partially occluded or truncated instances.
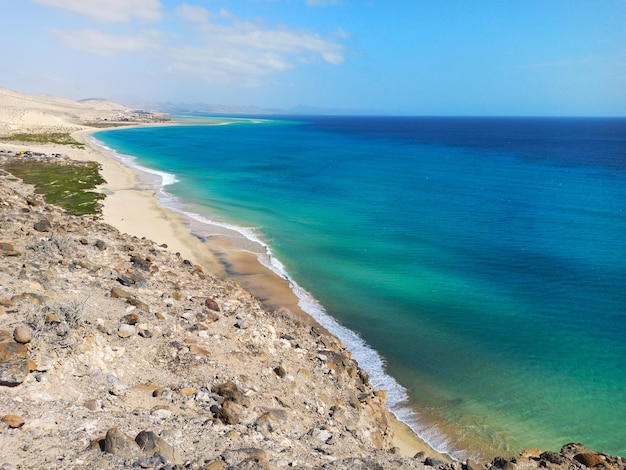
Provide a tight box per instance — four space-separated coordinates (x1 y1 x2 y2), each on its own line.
94 116 626 460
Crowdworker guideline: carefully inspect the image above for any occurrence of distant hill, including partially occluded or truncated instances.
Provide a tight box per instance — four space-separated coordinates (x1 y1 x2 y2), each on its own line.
127 100 383 116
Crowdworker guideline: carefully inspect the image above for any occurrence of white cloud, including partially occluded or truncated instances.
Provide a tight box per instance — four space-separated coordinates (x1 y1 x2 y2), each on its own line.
47 5 346 87
167 11 346 83
32 0 162 23
52 28 162 56
176 4 211 23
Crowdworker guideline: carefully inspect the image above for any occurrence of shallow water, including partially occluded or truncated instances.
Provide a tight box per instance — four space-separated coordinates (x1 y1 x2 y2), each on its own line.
96 116 626 459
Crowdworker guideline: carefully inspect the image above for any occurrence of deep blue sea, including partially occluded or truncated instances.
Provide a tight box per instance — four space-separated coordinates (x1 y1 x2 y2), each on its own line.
95 116 626 460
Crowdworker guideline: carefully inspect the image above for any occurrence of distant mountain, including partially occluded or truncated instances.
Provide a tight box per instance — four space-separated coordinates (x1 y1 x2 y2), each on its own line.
127 100 383 116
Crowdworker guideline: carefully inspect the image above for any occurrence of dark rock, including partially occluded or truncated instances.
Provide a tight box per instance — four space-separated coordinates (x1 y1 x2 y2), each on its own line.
539 451 566 465
425 457 448 467
0 330 30 386
322 458 383 469
490 457 516 470
103 427 140 457
273 365 286 378
94 239 106 250
205 298 220 312
33 218 52 232
130 254 152 271
135 430 182 465
573 453 606 468
138 329 153 338
116 275 134 286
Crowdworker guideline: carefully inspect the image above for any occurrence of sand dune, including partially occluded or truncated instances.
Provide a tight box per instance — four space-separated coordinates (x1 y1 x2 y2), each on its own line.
0 86 130 134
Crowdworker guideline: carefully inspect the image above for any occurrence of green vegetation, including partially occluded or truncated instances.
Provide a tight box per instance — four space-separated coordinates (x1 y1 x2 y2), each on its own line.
2 159 106 216
3 132 85 147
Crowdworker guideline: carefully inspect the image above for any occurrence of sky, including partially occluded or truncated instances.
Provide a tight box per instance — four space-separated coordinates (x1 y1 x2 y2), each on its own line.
1 0 625 116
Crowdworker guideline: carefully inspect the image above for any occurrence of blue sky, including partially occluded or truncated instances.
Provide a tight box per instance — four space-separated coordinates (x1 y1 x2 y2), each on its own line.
1 0 625 115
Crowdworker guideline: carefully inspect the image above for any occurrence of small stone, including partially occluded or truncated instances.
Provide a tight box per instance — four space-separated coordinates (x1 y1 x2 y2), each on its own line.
45 313 61 324
179 387 197 397
34 218 52 232
519 449 542 459
78 237 89 245
205 298 220 312
0 242 19 257
94 239 106 250
2 414 25 428
204 462 225 470
26 195 42 206
121 312 140 325
13 326 32 344
273 365 286 378
138 329 153 338
84 399 101 411
189 344 210 356
13 293 46 305
111 286 131 299
130 255 152 271
117 324 136 338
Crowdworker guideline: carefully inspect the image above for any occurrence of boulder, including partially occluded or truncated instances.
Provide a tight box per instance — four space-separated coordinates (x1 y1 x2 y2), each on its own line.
0 330 30 386
135 430 182 465
103 427 140 458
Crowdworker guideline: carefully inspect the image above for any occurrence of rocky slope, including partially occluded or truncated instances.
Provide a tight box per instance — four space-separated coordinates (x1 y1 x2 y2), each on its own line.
1 164 624 470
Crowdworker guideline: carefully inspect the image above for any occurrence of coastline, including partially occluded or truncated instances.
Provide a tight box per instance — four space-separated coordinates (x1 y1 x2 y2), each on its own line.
69 125 452 461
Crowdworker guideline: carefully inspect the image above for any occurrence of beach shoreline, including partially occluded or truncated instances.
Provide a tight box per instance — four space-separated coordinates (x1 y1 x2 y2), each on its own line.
0 115 450 461
78 125 453 461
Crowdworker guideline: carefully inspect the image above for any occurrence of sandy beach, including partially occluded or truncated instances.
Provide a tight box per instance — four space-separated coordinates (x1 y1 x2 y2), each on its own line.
0 86 449 461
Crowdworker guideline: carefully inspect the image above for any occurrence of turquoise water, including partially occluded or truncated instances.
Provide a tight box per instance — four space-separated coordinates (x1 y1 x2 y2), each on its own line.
95 117 626 459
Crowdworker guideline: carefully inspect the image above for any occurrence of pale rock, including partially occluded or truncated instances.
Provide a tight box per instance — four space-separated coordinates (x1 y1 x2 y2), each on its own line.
151 407 172 419
12 325 32 344
117 324 136 338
